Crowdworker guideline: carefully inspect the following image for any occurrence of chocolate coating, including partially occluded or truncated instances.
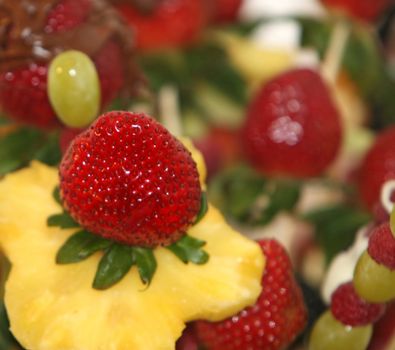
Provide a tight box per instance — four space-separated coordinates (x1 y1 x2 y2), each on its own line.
0 0 143 97
110 0 161 13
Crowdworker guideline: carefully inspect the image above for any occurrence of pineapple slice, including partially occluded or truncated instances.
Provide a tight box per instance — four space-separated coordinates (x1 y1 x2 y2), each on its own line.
0 159 264 350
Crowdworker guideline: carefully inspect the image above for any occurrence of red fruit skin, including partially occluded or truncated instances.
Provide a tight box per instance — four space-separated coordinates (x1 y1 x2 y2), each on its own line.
321 0 392 22
60 111 202 247
368 222 395 270
0 63 58 128
331 282 386 327
194 239 307 350
357 126 395 212
212 0 242 22
115 0 209 50
242 69 342 178
369 301 395 350
176 325 200 350
193 127 242 179
45 0 92 33
59 127 85 155
0 0 125 128
93 40 125 109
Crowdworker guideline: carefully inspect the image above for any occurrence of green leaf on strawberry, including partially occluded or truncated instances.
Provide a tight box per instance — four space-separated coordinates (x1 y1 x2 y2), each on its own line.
47 212 79 229
0 303 23 350
56 230 112 264
52 186 61 205
132 247 157 285
166 235 209 265
194 192 208 225
54 225 209 289
93 245 135 290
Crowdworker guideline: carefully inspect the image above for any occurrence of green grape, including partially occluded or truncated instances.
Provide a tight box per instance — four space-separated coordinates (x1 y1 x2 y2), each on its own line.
48 50 100 128
309 310 372 350
354 251 395 303
390 207 395 238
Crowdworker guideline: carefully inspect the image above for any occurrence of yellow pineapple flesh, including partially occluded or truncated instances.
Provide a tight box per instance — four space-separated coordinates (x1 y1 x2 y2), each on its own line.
0 149 264 350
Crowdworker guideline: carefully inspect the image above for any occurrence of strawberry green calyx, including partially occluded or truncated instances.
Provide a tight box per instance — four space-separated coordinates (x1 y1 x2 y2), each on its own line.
48 188 209 290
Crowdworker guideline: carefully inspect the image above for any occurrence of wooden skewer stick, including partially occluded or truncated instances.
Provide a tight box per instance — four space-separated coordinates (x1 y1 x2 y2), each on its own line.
158 85 183 137
321 19 351 85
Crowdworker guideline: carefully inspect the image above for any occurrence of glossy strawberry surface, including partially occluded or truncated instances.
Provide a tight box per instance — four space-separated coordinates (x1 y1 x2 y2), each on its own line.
194 239 307 350
60 111 202 247
242 69 342 178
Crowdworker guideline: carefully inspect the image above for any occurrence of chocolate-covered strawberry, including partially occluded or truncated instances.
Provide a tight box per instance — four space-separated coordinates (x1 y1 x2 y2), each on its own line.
0 0 141 128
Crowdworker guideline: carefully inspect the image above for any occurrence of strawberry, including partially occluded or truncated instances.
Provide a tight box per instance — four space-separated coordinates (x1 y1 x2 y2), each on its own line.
357 126 395 212
369 301 395 350
176 325 200 350
0 0 130 128
241 68 342 178
194 239 307 350
59 111 202 247
193 127 241 179
93 40 125 109
0 63 57 128
45 0 92 33
367 222 395 270
321 0 392 22
59 127 85 154
212 0 242 23
331 281 386 327
113 0 210 50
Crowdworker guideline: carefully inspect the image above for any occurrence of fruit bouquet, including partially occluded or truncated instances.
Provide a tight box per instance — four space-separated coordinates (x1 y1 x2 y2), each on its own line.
1 0 395 349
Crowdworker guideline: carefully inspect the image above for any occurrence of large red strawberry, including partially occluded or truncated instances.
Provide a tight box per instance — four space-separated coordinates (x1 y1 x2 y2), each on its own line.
194 239 307 350
59 111 202 247
321 0 393 22
113 0 210 50
0 0 134 128
357 126 395 212
241 68 342 178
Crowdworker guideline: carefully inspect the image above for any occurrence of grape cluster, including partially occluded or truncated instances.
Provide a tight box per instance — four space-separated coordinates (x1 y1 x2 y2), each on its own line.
309 185 395 349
